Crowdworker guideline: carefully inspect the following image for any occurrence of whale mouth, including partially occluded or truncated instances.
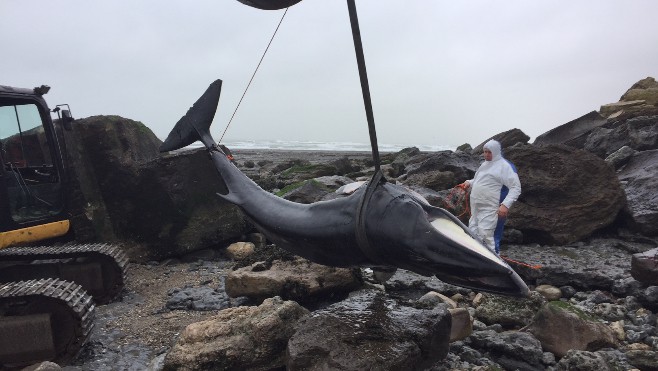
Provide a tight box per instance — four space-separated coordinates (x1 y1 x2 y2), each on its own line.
430 218 502 264
434 269 530 297
423 208 530 298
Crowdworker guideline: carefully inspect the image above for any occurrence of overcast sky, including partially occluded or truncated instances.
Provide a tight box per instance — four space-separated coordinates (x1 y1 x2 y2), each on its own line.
2 1 657 148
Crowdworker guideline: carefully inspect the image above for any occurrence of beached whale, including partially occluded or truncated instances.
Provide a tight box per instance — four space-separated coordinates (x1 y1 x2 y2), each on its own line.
160 80 529 297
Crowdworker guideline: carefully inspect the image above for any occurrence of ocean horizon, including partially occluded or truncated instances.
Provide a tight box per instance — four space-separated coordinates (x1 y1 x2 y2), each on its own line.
186 139 455 153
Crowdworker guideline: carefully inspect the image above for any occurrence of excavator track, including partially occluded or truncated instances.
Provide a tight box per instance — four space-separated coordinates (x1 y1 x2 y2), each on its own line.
0 243 129 304
0 278 95 368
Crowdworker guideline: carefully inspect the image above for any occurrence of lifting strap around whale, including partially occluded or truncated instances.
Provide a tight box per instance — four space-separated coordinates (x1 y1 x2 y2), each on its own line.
355 169 387 264
347 0 390 263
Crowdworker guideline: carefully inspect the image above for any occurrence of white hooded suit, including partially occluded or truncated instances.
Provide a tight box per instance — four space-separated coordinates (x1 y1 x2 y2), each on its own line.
465 140 521 252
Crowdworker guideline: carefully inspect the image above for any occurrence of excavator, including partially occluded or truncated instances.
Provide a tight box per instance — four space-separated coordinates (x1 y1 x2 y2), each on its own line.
0 84 128 368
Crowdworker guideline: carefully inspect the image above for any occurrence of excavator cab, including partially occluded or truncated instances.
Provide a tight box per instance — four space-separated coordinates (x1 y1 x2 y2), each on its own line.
0 85 127 368
0 85 70 246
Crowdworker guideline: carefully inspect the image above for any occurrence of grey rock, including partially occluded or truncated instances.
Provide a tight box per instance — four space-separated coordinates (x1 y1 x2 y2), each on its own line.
225 258 361 302
468 330 544 369
474 291 546 329
504 243 632 292
504 144 626 244
524 302 618 358
165 286 230 311
472 128 531 155
534 110 607 148
631 247 658 285
605 145 637 169
617 150 658 236
286 289 451 370
584 115 658 158
163 297 309 371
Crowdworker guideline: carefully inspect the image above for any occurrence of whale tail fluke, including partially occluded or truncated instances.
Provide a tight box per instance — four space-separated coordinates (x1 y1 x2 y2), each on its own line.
160 79 223 152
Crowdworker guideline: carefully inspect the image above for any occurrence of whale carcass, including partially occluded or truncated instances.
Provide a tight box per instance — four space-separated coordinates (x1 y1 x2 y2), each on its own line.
160 80 529 297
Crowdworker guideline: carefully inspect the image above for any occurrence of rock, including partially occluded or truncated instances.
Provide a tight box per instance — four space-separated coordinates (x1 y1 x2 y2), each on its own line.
630 247 658 285
63 115 162 243
286 289 452 370
165 286 231 311
225 258 361 302
555 350 631 370
312 175 355 189
404 170 457 190
584 115 658 158
403 150 481 188
163 296 309 371
524 301 618 358
626 350 658 371
535 284 562 301
133 149 250 261
246 232 267 248
618 150 658 236
280 179 331 203
448 308 473 342
474 291 546 329
456 143 472 152
471 128 531 155
505 242 632 292
63 117 251 261
605 145 637 169
418 291 458 309
534 111 607 148
504 144 626 244
600 100 648 117
21 362 62 371
383 269 471 298
599 77 658 121
610 320 626 342
621 77 658 102
467 330 545 370
640 286 658 311
225 242 256 261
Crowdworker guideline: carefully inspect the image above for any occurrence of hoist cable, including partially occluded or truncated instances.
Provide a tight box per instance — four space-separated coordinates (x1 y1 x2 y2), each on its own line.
219 7 289 143
346 0 381 173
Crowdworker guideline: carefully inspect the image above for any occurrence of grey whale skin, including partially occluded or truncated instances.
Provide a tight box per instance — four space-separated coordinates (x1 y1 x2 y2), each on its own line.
160 80 529 297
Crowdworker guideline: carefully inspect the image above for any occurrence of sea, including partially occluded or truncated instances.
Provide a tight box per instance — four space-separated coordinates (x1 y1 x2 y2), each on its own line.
186 139 455 153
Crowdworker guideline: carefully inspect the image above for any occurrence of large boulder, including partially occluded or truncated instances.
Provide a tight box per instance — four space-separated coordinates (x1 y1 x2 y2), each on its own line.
163 297 309 371
616 149 658 236
471 128 531 155
286 289 452 370
504 144 626 244
63 115 162 243
524 301 618 358
583 115 658 158
504 241 633 292
533 111 607 148
599 77 658 120
124 148 249 261
64 116 250 261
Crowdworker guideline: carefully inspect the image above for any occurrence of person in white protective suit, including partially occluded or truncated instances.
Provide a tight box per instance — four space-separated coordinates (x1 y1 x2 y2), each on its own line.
460 139 521 254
